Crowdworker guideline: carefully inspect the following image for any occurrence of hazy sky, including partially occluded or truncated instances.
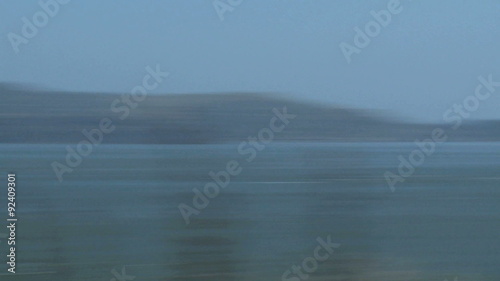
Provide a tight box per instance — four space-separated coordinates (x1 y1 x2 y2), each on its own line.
1 0 499 122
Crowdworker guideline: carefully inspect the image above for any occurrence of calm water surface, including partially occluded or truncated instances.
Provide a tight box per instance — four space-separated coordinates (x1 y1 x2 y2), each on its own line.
0 142 499 280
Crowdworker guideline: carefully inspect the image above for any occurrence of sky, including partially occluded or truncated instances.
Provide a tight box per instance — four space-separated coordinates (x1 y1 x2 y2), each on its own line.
1 0 499 122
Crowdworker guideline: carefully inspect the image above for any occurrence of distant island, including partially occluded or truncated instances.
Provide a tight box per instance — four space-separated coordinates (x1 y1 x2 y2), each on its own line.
1 83 499 144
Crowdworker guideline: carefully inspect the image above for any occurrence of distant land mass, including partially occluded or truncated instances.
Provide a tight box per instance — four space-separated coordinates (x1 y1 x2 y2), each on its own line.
1 83 499 144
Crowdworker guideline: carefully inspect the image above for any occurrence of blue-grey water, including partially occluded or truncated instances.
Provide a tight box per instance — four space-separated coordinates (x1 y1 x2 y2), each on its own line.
0 142 499 280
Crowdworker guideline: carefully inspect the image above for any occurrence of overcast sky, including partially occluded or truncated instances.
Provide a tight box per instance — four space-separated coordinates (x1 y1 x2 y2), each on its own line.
1 0 499 122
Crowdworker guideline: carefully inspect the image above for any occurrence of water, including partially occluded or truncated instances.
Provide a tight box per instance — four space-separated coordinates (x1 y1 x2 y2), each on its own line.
0 142 499 280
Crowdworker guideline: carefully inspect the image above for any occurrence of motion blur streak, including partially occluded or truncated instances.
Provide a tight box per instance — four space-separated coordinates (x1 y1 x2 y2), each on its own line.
0 85 499 280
